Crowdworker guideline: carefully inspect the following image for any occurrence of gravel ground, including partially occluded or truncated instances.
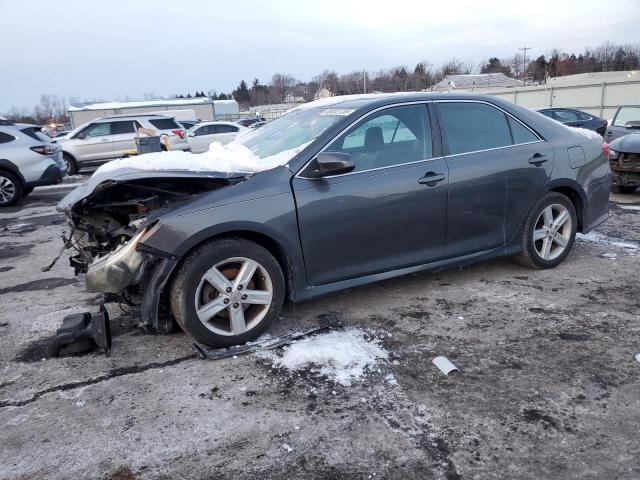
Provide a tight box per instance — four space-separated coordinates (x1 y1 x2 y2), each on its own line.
0 181 639 480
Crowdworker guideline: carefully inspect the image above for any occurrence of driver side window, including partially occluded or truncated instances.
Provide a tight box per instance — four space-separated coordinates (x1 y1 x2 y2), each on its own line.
77 123 111 138
325 105 432 173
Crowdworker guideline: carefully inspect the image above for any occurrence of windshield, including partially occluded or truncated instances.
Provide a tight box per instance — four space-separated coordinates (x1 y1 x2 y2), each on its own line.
235 106 353 159
614 106 640 126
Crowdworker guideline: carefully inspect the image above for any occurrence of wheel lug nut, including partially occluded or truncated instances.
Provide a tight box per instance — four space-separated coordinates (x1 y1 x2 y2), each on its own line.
223 298 229 304
237 285 243 291
241 294 247 300
233 303 239 309
225 287 232 293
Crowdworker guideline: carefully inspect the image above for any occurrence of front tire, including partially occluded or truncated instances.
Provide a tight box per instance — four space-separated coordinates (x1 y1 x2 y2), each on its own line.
611 185 636 194
63 153 77 175
514 192 577 269
170 237 285 347
0 171 23 207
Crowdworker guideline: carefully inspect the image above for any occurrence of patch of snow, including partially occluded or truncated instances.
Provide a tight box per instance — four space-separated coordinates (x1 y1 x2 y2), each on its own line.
69 97 213 111
268 328 389 386
291 92 425 112
619 205 640 211
577 231 639 254
75 400 86 407
384 373 399 386
94 140 310 175
282 443 293 453
570 127 603 143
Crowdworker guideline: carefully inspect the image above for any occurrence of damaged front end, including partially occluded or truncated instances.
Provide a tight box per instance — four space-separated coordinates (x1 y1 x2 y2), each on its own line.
58 169 246 329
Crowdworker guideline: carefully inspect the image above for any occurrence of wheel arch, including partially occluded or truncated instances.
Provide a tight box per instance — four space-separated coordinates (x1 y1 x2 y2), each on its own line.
546 180 587 232
0 159 26 185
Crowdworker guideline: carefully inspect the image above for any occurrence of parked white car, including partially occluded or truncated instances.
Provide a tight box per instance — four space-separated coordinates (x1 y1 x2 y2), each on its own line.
55 114 188 174
186 121 247 153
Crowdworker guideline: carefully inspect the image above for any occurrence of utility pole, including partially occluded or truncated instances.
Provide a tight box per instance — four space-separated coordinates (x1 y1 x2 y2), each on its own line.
518 46 531 82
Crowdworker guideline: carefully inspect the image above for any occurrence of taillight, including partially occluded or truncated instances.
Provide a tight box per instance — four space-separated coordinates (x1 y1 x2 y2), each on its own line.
172 129 185 139
30 145 57 155
601 143 610 159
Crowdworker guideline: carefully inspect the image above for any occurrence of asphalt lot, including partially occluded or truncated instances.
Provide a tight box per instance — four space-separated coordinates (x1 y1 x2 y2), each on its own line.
0 180 639 480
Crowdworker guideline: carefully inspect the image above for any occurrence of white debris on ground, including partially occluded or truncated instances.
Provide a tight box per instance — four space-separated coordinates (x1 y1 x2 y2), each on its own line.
577 232 639 255
570 127 603 143
619 205 640 211
264 328 389 386
94 140 311 175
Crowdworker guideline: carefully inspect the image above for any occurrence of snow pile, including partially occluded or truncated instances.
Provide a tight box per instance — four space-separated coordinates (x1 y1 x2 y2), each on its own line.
619 205 640 211
570 127 603 143
94 141 309 175
269 328 389 386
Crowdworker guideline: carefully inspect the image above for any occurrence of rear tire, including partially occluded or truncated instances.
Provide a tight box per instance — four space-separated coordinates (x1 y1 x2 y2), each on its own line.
0 171 23 207
170 237 285 347
611 185 636 194
63 154 77 175
514 192 577 269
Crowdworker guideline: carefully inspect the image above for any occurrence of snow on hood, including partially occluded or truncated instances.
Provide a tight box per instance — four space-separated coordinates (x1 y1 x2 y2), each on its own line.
570 127 603 143
94 140 311 176
609 132 640 153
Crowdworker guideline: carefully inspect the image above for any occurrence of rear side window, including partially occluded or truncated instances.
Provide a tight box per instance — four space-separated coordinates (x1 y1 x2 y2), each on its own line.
438 102 512 155
111 121 136 135
507 116 539 144
214 124 239 134
149 118 181 130
0 131 15 144
194 125 213 136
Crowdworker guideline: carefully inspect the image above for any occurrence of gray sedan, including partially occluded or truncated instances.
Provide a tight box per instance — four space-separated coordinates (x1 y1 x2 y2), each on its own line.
59 93 611 347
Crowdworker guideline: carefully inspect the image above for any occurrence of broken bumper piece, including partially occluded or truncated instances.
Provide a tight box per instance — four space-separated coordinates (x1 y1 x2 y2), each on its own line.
48 305 112 357
85 227 149 293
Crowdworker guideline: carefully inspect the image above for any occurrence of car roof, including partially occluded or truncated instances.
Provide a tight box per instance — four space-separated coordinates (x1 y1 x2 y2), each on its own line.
197 121 241 126
94 114 175 122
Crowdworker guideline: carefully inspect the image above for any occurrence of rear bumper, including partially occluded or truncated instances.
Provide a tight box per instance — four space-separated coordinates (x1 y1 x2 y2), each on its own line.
582 175 612 233
25 164 67 188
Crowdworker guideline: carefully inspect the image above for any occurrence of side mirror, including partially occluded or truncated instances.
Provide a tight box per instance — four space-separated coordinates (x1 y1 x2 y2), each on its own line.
304 152 355 178
624 121 640 129
77 132 87 139
188 132 195 137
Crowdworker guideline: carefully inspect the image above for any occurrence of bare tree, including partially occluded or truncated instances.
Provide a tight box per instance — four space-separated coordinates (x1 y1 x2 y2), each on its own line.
270 73 297 102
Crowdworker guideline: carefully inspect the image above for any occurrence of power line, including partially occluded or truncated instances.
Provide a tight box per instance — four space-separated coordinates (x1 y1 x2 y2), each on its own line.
518 46 532 79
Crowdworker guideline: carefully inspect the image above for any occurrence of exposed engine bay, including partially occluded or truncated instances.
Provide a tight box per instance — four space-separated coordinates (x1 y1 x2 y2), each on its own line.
62 175 243 274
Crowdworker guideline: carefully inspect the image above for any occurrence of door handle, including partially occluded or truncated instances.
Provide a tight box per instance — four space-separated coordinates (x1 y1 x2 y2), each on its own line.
101 137 110 142
418 172 445 186
528 153 548 166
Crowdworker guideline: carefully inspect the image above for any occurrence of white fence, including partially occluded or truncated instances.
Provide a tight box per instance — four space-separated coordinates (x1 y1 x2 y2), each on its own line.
459 73 640 119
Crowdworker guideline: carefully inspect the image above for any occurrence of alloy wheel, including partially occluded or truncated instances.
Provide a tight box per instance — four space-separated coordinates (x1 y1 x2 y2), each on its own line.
194 257 273 336
532 204 572 261
0 175 16 204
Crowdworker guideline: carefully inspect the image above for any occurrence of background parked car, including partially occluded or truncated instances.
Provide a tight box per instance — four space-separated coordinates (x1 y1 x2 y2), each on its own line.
55 114 188 174
538 108 608 136
236 117 266 127
607 132 640 194
186 121 248 153
249 121 267 129
178 120 200 130
0 119 67 206
604 104 640 143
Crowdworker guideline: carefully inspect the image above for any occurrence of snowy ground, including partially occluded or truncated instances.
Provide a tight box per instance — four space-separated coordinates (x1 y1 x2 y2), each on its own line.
0 181 639 479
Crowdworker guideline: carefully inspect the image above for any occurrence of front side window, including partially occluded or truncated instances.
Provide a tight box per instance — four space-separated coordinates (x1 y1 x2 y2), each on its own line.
613 106 640 126
78 123 111 138
194 125 212 136
438 102 513 155
110 121 136 135
325 105 431 172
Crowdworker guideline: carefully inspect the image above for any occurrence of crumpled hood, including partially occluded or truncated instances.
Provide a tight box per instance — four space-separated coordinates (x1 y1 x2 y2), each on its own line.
57 167 245 213
610 132 640 154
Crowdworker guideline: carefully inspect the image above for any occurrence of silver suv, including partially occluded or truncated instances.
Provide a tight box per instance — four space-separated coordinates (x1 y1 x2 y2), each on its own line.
56 114 189 174
0 120 67 206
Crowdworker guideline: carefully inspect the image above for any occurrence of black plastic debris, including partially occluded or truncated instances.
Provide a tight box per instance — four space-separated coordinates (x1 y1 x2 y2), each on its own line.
48 305 112 357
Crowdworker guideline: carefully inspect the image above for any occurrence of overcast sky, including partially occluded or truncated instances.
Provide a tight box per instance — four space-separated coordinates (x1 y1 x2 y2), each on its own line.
1 0 638 112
